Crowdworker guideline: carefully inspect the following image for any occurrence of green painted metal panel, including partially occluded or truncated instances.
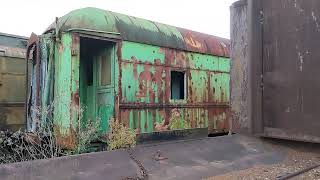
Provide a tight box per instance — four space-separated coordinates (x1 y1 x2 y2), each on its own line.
188 53 220 72
71 35 80 134
220 73 230 103
94 45 115 134
119 41 230 134
121 41 165 63
53 33 77 135
188 70 208 103
218 57 231 72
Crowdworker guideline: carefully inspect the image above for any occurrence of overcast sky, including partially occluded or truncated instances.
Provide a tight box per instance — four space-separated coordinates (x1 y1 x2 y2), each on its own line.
0 0 237 39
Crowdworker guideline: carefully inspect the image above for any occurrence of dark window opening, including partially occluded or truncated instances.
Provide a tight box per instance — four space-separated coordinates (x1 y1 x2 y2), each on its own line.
87 60 93 86
171 71 185 100
80 38 93 86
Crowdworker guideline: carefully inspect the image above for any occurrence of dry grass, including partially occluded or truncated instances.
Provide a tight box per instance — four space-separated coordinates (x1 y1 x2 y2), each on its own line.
107 118 136 151
0 122 63 164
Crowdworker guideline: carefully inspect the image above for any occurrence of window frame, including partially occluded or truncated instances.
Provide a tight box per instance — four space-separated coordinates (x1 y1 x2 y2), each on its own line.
170 70 187 101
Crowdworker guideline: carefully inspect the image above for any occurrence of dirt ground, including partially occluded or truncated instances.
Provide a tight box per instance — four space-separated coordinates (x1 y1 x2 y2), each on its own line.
207 139 320 180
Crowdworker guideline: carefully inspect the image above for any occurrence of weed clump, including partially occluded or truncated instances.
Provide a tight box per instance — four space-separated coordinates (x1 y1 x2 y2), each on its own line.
107 119 136 151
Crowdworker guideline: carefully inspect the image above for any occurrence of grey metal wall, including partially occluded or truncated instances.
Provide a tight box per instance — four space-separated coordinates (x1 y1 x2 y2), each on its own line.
261 0 320 142
0 33 28 131
231 0 320 143
230 0 250 133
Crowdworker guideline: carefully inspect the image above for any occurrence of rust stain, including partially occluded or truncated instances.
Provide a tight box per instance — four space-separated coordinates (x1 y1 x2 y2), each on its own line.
71 92 79 106
121 109 130 127
153 59 164 103
54 125 77 150
183 32 204 50
178 28 230 57
132 56 138 80
118 44 230 134
116 42 122 119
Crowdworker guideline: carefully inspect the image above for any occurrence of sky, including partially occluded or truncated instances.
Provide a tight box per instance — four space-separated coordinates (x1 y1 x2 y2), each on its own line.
0 0 237 39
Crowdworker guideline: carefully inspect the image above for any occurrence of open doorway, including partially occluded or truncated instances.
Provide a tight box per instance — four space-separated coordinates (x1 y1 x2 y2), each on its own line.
79 37 115 133
171 71 186 100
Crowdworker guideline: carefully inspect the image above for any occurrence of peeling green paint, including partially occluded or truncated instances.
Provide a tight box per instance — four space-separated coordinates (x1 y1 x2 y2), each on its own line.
53 33 77 135
29 7 231 147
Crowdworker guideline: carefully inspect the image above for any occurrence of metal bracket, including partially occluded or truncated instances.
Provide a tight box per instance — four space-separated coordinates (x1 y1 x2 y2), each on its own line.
259 10 264 24
0 49 5 56
71 34 79 56
71 49 78 56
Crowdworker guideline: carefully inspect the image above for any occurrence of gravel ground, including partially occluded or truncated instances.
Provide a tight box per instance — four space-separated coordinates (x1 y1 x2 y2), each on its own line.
207 139 320 180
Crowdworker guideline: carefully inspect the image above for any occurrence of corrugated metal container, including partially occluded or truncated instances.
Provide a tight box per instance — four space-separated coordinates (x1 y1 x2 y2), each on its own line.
0 33 28 131
231 0 320 143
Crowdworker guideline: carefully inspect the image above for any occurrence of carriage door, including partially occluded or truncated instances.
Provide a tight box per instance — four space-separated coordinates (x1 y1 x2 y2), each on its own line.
94 44 115 133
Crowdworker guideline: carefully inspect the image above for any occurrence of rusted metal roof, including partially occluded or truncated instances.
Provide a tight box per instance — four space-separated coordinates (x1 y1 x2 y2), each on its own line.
46 7 230 57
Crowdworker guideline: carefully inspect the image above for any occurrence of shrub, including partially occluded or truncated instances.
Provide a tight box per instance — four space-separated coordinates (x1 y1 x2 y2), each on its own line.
107 119 136 151
74 120 100 154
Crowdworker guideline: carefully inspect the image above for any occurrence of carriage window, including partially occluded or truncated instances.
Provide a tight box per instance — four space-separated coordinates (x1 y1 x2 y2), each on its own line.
171 71 185 100
99 54 111 86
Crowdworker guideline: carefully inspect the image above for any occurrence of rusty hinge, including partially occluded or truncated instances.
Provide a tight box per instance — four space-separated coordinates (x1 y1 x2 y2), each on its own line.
71 48 78 56
71 34 80 56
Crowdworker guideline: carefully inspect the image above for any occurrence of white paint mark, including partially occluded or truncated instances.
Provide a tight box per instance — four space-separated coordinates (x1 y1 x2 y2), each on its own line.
275 39 279 57
312 11 317 21
298 52 304 72
285 107 291 113
301 94 304 113
293 0 304 14
311 11 320 31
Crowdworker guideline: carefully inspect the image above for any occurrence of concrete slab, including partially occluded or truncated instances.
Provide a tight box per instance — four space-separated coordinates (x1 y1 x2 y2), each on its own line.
0 149 139 180
0 135 288 180
133 135 286 180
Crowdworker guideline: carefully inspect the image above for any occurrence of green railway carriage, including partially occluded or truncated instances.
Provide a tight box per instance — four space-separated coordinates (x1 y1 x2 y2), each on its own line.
27 7 231 148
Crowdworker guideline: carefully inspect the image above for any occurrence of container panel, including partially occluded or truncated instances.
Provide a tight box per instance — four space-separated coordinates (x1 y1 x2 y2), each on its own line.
262 0 320 139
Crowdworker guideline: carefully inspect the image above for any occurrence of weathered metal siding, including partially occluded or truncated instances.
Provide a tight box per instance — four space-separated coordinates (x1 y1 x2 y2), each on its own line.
0 33 28 131
28 7 231 147
261 0 320 142
231 0 320 143
230 0 250 133
53 33 79 149
118 41 230 134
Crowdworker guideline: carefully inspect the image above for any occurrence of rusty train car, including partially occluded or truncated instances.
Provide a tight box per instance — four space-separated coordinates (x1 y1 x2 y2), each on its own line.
231 0 320 143
0 33 28 131
26 7 231 147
